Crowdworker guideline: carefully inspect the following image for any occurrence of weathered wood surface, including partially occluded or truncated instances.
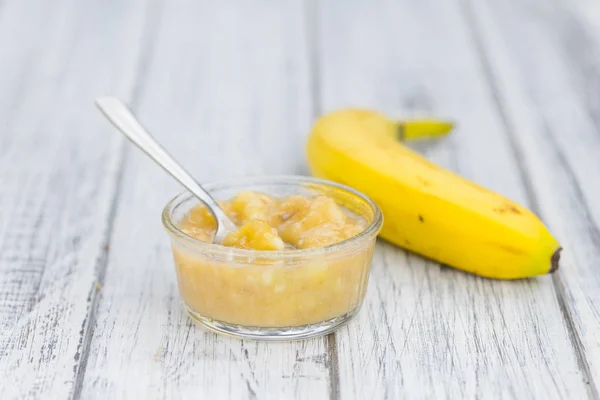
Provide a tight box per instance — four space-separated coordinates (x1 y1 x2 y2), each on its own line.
0 0 600 399
0 0 152 398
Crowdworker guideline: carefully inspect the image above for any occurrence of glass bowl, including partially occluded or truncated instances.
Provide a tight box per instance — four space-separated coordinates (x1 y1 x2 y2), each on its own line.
162 176 383 341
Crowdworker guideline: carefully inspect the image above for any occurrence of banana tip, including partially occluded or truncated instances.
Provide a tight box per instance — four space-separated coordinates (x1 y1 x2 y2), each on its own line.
550 247 562 273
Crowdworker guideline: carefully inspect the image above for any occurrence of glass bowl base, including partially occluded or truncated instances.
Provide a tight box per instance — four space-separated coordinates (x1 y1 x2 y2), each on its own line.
185 306 358 341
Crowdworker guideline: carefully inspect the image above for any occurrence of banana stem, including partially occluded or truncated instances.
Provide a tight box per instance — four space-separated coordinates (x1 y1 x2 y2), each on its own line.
397 120 455 141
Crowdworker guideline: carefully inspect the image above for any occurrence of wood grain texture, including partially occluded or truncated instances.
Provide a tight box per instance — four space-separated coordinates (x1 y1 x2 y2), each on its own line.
317 0 591 398
462 0 600 393
79 1 333 399
0 0 154 398
2 0 600 398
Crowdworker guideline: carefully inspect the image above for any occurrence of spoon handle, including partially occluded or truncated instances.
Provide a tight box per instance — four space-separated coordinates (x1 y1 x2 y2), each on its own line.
95 97 237 237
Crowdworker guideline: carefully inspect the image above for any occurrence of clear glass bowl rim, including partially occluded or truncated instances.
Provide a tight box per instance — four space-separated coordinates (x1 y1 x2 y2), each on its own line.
161 175 383 260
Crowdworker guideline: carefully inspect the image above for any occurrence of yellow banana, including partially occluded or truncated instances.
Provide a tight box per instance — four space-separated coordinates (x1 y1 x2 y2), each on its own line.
306 109 561 279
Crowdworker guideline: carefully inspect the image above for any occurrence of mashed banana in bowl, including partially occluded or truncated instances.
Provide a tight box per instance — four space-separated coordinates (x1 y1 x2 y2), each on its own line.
163 177 382 340
180 191 366 250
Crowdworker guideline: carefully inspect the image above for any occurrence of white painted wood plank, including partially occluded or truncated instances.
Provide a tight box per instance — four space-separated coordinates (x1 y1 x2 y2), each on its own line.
80 1 332 399
0 0 154 398
462 0 600 393
317 0 590 398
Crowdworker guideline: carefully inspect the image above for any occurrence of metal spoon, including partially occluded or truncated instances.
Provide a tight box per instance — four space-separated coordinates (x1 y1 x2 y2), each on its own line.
95 97 237 243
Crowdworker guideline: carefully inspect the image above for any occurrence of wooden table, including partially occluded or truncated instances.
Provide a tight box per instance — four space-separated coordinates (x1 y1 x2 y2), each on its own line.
1 0 600 398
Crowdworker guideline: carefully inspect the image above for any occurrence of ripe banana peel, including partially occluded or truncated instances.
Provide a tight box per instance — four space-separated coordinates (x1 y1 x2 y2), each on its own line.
306 109 561 279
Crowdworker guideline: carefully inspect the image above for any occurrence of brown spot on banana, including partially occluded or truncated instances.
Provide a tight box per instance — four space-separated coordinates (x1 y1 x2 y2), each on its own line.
506 204 521 214
493 203 523 215
416 176 431 187
418 215 424 223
